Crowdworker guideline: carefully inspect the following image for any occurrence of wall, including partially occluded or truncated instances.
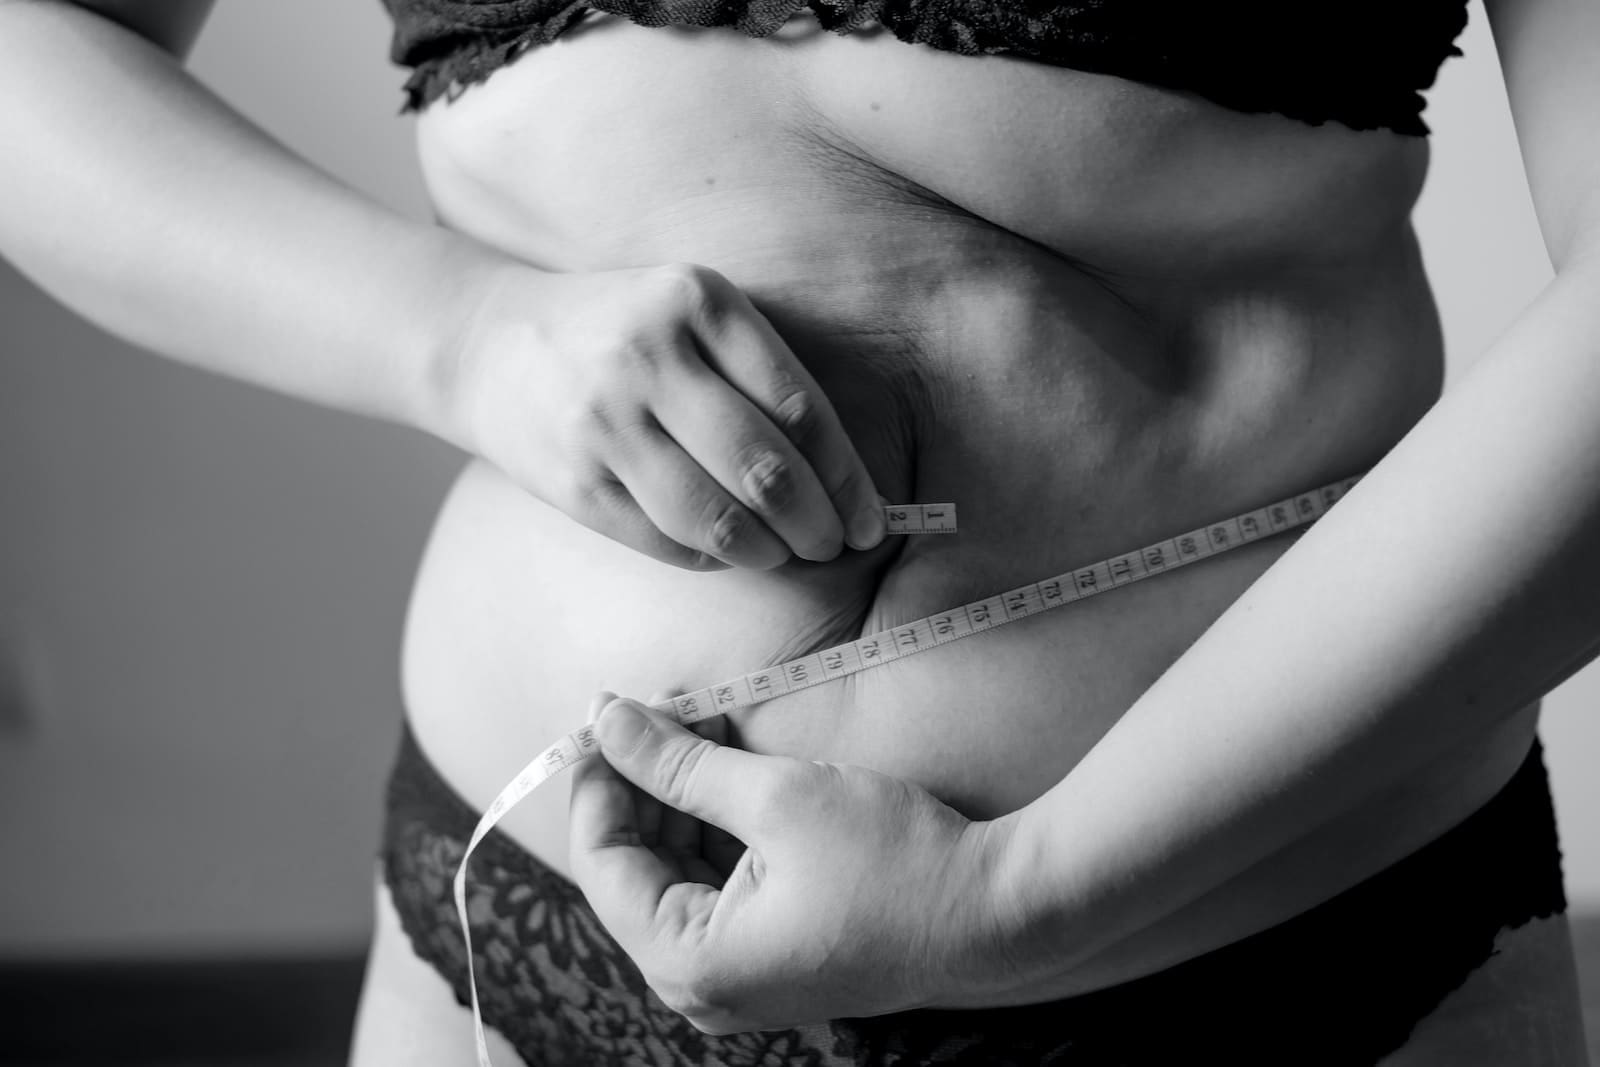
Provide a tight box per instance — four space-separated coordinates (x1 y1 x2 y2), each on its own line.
0 0 450 956
1415 4 1600 909
0 0 1594 960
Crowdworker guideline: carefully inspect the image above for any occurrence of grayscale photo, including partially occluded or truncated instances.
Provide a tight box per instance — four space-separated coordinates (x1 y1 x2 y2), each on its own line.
1 0 1597 1063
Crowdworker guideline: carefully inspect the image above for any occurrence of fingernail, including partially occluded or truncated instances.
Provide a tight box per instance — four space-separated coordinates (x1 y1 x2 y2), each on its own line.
847 499 887 550
597 700 650 756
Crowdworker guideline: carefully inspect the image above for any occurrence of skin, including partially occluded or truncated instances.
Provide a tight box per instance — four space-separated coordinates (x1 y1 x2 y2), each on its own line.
0 2 885 574
0 1 1591 1064
563 0 1600 1056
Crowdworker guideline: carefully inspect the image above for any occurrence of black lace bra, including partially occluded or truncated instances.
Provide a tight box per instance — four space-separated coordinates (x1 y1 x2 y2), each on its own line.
381 0 1468 134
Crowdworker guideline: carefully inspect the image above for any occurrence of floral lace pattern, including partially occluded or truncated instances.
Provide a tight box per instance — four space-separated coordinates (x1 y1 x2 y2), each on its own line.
380 0 1468 134
381 725 1565 1066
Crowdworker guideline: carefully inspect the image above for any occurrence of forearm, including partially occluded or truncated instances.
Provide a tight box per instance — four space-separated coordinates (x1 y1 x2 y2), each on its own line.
987 255 1600 998
0 1 516 439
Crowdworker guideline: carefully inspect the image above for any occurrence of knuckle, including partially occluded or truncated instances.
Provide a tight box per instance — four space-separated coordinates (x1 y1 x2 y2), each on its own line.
565 400 652 462
740 448 798 514
566 395 624 438
651 534 722 572
643 526 703 567
600 334 676 378
655 737 715 810
651 262 726 322
564 468 616 515
771 384 821 445
702 501 752 558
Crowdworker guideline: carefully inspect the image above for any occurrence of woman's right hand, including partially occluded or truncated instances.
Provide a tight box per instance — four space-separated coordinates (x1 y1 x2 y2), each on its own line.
447 261 886 570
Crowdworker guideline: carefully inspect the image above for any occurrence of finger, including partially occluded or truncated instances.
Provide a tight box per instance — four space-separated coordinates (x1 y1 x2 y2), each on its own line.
576 692 658 853
570 743 712 940
685 288 884 551
579 477 731 572
684 716 739 876
688 716 747 876
661 715 725 860
655 360 845 563
587 691 617 725
574 693 641 841
594 698 793 843
638 689 683 847
568 726 641 852
606 421 790 571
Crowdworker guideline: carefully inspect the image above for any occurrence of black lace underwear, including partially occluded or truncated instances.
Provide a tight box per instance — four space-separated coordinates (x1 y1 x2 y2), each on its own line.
380 0 1468 134
381 723 1565 1065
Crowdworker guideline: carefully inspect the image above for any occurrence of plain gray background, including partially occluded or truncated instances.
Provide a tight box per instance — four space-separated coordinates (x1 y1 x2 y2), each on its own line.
0 0 1595 960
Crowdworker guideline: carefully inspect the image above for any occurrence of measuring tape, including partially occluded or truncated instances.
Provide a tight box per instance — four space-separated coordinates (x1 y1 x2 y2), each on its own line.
453 477 1360 1065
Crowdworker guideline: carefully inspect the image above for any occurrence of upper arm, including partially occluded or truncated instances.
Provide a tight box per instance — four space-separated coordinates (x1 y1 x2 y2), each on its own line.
1484 0 1600 270
53 0 217 58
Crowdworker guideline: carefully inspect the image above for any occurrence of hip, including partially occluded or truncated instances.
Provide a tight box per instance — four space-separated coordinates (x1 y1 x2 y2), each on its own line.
366 718 1577 1065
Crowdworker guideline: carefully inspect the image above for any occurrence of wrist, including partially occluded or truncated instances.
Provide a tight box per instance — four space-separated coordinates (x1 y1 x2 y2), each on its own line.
947 802 1119 1009
941 809 1069 1007
402 234 526 449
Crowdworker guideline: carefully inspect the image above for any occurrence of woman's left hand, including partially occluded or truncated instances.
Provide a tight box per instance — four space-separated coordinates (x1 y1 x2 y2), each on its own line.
568 693 1015 1035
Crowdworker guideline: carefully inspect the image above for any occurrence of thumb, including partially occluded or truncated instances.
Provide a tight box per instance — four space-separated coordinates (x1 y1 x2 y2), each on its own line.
595 698 776 840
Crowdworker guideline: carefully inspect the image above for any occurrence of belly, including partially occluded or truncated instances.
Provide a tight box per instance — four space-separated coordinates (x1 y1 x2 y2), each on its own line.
399 15 1454 871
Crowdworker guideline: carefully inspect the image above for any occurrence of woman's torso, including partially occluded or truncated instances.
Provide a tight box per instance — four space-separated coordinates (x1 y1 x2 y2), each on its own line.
398 11 1544 1002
